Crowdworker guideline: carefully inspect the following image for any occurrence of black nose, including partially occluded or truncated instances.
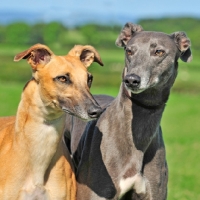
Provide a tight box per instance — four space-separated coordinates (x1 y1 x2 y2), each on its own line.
124 74 141 88
87 105 102 119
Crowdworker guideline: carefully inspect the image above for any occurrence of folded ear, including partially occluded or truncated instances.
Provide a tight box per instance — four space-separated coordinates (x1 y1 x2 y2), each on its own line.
115 22 143 48
170 32 192 62
68 45 103 68
14 43 54 70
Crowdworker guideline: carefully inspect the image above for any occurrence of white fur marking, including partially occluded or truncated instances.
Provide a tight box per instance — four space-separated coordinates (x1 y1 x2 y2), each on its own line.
119 173 146 198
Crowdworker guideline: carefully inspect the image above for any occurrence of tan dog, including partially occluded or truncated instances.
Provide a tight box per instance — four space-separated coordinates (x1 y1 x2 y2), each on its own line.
0 44 103 200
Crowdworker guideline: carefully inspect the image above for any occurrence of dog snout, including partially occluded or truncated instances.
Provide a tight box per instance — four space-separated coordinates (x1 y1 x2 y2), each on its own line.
87 105 102 119
124 74 141 88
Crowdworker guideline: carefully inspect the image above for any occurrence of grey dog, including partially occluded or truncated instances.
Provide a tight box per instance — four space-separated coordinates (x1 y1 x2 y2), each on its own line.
66 23 192 199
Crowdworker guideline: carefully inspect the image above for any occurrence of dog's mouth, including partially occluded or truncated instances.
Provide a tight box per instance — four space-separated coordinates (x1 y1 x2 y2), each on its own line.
62 107 75 116
124 83 146 94
131 88 145 94
62 107 82 118
62 107 94 121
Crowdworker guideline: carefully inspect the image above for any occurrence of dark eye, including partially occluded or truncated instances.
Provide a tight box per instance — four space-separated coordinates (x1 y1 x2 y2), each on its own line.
155 49 165 56
55 74 71 84
126 49 132 56
58 76 67 82
87 74 93 88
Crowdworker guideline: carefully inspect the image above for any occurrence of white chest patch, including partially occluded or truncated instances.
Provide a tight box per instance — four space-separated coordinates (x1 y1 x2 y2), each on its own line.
119 173 146 198
19 185 49 200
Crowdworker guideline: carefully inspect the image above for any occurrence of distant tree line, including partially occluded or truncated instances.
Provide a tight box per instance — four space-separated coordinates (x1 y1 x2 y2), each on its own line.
0 22 120 48
0 17 199 50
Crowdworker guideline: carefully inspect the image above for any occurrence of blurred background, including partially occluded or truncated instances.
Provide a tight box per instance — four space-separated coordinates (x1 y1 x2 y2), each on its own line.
0 0 199 199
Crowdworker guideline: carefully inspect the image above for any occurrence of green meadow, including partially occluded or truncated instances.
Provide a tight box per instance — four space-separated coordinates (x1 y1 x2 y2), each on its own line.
0 18 200 199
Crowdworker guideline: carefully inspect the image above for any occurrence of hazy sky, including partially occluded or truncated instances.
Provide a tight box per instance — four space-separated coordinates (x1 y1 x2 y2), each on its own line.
0 0 199 26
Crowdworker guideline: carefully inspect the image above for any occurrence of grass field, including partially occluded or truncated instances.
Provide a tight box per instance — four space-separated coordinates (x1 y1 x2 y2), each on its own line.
0 44 200 199
162 93 200 200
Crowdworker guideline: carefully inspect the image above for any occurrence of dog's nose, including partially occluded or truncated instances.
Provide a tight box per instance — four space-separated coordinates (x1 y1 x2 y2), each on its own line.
124 74 141 88
87 105 102 119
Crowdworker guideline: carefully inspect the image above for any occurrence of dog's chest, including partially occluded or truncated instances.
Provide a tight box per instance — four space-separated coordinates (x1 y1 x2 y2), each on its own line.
119 172 147 198
19 182 49 200
28 123 60 155
23 122 64 183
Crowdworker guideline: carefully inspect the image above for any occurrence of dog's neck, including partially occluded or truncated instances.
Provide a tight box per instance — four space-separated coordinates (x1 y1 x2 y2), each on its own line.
111 83 167 152
122 83 166 110
14 79 66 186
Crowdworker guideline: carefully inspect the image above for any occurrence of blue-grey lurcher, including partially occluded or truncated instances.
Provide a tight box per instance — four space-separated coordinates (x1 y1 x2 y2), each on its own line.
65 23 192 200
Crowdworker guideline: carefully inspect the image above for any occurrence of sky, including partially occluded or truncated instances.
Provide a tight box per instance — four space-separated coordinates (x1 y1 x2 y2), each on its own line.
0 0 199 26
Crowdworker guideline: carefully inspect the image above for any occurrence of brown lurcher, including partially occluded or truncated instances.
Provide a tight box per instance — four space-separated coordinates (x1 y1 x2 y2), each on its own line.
0 43 103 200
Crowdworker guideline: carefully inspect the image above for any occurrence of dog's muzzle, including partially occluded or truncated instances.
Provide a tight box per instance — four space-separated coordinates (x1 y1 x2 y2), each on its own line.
87 105 102 119
124 74 141 90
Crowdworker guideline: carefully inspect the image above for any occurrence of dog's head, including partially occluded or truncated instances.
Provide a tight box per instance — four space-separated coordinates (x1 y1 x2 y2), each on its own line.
116 23 192 94
14 44 103 121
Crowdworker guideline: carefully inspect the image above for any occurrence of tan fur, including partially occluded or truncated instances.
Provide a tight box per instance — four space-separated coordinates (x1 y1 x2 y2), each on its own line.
0 44 103 200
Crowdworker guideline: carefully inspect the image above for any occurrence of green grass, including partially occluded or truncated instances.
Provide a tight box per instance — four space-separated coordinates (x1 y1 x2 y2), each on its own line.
162 93 200 200
91 86 119 97
0 82 23 116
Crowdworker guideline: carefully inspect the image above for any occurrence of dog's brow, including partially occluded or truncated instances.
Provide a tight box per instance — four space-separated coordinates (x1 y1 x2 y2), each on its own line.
150 43 157 48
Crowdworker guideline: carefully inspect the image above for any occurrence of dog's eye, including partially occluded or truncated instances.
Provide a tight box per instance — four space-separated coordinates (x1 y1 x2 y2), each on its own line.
55 74 71 84
126 49 132 56
58 76 67 82
155 50 165 56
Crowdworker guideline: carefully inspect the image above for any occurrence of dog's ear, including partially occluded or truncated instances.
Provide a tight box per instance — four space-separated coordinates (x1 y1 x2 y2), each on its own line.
68 45 103 68
170 32 192 62
14 44 54 70
115 23 143 47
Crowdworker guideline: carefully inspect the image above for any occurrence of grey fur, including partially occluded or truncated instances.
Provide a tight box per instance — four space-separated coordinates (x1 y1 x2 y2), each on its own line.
67 23 192 200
